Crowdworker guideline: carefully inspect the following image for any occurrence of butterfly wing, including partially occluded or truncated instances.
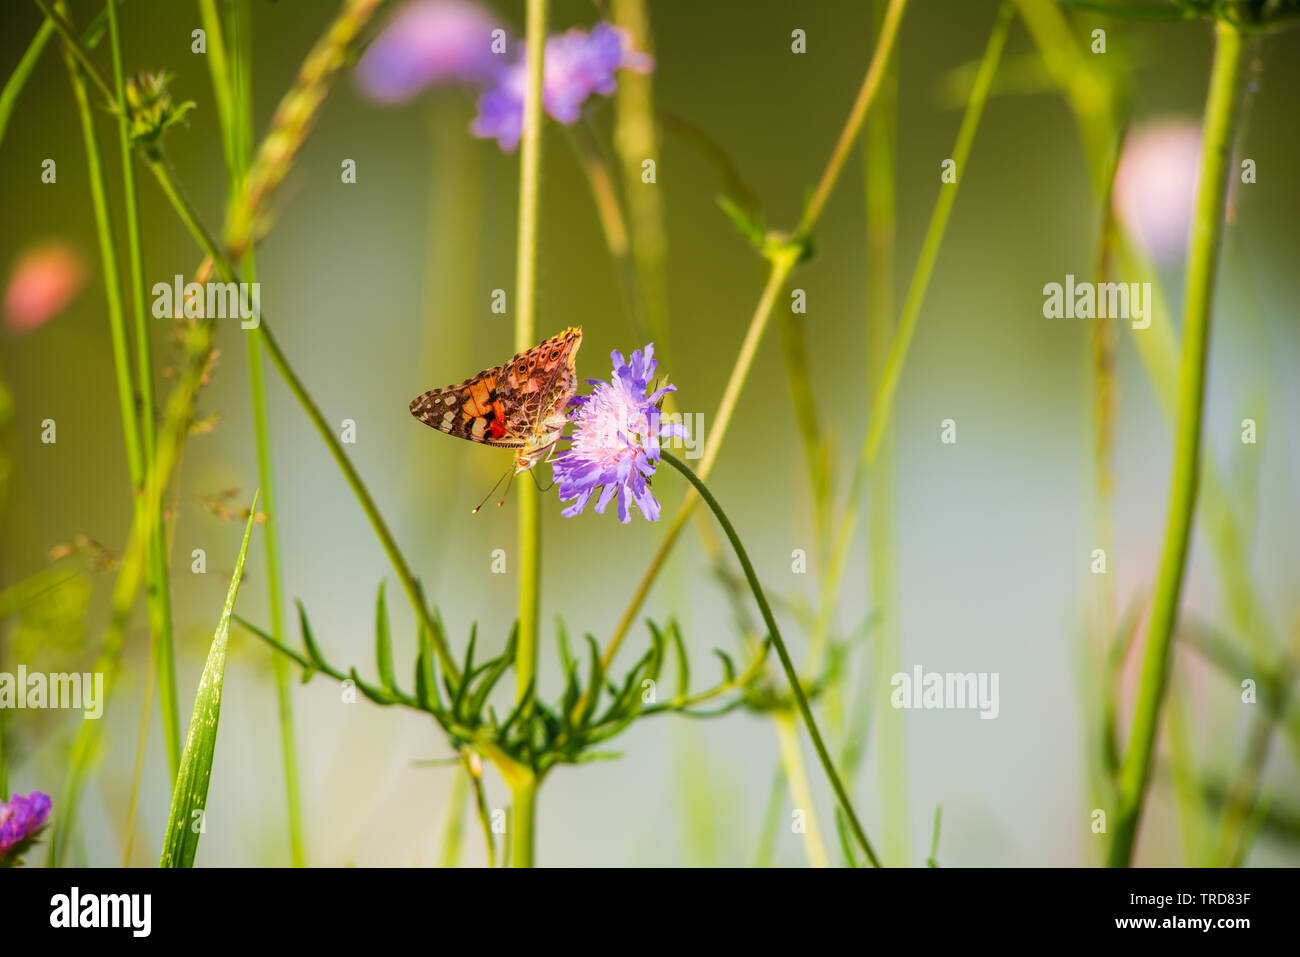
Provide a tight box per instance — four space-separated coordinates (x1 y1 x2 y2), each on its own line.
409 326 583 465
409 366 525 449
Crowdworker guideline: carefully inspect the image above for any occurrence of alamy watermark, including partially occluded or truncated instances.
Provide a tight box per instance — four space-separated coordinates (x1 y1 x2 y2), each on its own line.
0 666 104 719
891 665 999 719
650 410 704 459
1043 274 1152 329
152 274 260 329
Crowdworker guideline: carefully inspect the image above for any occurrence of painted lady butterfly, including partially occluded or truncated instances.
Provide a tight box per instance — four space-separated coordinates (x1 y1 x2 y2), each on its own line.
409 326 584 479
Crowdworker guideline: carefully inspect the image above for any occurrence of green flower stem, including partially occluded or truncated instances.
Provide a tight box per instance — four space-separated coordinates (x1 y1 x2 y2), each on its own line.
33 0 121 114
796 0 909 238
106 0 180 784
808 0 1012 674
212 0 307 868
438 765 469 867
860 0 1012 470
143 154 461 685
509 774 538 870
58 10 142 514
862 0 909 866
465 755 498 868
611 0 672 358
509 0 547 869
773 711 831 867
778 308 829 563
121 641 156 864
47 2 173 862
1107 18 1246 868
602 0 908 667
661 451 881 867
0 19 53 147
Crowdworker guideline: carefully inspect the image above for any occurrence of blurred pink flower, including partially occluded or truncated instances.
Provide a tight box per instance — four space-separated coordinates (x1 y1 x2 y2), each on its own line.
355 0 502 103
1112 120 1202 266
4 241 86 334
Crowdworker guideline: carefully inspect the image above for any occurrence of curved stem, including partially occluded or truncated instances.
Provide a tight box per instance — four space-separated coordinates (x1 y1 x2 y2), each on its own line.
1107 19 1246 867
661 452 881 867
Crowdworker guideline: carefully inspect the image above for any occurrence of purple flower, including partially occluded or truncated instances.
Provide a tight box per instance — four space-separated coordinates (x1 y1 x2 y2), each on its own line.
471 23 652 150
355 0 502 103
0 791 51 858
553 344 686 523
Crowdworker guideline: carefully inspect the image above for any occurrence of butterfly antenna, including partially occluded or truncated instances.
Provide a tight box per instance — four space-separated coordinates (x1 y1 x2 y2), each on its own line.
471 464 513 514
496 465 518 507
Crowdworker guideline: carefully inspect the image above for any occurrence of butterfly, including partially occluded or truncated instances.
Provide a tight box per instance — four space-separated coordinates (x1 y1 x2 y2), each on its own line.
410 327 584 504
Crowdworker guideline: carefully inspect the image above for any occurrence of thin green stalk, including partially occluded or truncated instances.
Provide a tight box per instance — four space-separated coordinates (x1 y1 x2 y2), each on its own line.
1211 628 1300 865
810 0 1012 674
463 753 497 868
0 20 54 146
611 0 672 358
107 0 180 783
1119 236 1280 671
47 2 151 863
754 764 785 868
217 0 307 868
120 640 155 864
197 0 236 175
773 711 831 867
661 452 880 867
778 307 829 564
34 0 121 114
1107 19 1246 867
860 0 1012 470
863 0 909 866
438 766 469 867
509 0 547 869
566 121 640 338
796 0 909 239
1164 673 1210 864
601 0 909 668
509 774 537 870
59 6 142 507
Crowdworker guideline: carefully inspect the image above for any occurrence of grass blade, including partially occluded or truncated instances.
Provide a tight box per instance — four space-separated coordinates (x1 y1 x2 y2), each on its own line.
159 493 258 868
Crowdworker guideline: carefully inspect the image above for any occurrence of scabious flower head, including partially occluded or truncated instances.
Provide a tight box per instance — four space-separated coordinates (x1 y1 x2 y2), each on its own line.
553 344 686 523
0 791 51 859
355 0 502 103
471 23 652 150
4 241 85 334
1112 119 1202 266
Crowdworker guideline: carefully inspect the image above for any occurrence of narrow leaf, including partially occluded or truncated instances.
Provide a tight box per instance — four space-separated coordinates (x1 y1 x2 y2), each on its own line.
375 580 397 693
160 494 257 868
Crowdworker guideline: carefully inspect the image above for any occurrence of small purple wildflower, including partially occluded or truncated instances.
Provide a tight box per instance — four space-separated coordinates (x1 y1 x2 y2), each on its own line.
553 344 686 523
0 791 51 858
355 0 502 103
471 23 652 150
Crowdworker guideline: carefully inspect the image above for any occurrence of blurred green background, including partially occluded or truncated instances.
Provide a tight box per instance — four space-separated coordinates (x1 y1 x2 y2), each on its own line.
1 0 1298 866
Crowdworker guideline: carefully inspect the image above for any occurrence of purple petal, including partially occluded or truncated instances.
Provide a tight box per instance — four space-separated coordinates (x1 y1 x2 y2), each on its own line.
356 0 503 104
